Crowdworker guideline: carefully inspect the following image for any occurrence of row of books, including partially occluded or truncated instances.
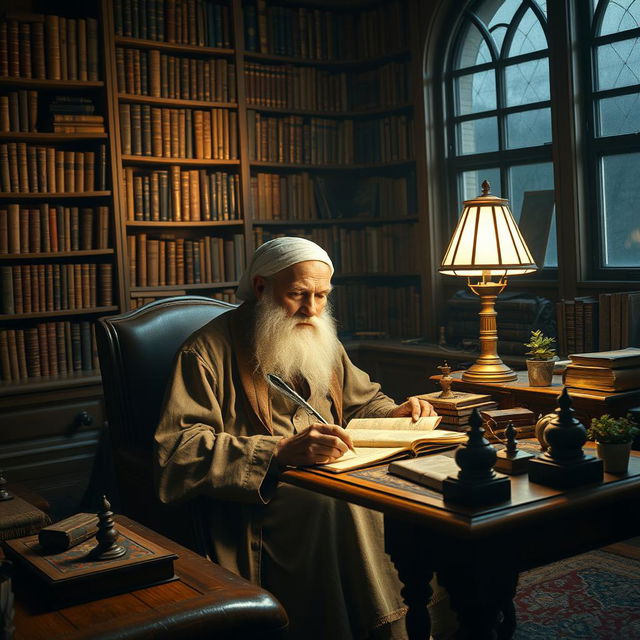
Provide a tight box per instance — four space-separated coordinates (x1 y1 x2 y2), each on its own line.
563 347 640 393
255 172 414 222
247 113 414 165
0 205 110 254
127 232 245 287
119 104 238 160
116 48 236 103
0 263 113 314
332 283 421 339
52 115 105 134
244 61 409 112
555 292 640 357
131 288 237 310
244 0 407 60
0 320 98 382
0 91 37 133
0 144 108 193
122 167 240 222
113 0 232 48
314 174 416 220
0 15 99 82
257 224 416 274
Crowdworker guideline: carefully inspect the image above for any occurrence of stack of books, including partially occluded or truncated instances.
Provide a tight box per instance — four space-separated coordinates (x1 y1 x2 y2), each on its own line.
563 347 640 395
417 391 498 431
479 407 536 441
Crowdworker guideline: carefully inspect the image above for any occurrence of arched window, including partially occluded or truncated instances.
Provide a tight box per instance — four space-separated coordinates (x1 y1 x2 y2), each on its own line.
588 0 640 272
444 0 557 268
439 0 640 278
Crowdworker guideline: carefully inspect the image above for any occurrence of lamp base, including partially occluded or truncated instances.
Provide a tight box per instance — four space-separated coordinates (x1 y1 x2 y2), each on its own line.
462 361 518 383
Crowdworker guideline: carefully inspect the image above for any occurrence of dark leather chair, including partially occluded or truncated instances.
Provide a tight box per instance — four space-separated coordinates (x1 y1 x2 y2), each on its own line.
95 295 236 553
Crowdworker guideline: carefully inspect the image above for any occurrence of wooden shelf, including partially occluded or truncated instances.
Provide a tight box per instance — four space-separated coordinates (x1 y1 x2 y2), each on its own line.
0 249 114 260
333 272 419 279
254 216 418 226
121 155 240 167
118 94 238 109
0 369 102 396
130 282 238 294
242 49 410 68
125 220 243 227
0 306 119 321
247 103 413 118
250 160 414 170
0 78 104 90
115 36 234 57
0 191 111 199
0 132 108 141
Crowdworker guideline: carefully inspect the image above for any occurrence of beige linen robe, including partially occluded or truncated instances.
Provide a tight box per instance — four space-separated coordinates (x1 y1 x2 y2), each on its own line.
155 303 408 638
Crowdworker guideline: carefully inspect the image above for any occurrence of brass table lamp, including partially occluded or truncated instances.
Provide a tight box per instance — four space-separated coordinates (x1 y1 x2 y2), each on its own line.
439 181 537 383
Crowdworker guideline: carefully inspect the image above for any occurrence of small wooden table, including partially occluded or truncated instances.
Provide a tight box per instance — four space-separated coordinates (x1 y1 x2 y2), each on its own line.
8 516 288 640
283 451 640 640
430 370 640 425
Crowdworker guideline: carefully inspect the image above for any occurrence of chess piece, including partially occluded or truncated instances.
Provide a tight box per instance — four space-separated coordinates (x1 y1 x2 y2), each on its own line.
494 421 534 475
89 495 127 560
0 471 13 501
528 388 603 488
442 409 511 505
437 362 455 399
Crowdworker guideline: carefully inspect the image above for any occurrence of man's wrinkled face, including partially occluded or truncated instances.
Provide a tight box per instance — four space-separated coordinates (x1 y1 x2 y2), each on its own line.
253 260 333 326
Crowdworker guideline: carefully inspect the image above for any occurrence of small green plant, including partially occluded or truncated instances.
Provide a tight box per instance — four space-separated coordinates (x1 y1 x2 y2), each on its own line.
587 414 639 444
524 329 557 360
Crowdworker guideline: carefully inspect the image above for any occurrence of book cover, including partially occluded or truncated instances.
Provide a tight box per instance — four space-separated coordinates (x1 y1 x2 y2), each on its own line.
388 454 460 492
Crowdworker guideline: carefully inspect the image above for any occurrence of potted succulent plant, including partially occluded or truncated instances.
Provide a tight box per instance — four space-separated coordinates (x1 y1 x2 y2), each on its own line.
587 414 639 473
524 329 557 386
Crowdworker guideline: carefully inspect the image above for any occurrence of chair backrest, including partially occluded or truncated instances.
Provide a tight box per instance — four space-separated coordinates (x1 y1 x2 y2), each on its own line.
96 295 236 451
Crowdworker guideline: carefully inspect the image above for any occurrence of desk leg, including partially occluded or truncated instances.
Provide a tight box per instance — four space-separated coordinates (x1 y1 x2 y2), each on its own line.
437 564 518 640
385 517 434 640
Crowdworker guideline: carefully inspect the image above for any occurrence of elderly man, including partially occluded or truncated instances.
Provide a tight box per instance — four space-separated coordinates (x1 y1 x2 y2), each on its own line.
155 237 437 639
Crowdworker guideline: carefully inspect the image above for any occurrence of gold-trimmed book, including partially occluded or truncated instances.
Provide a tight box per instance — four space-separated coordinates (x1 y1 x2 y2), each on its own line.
319 416 466 473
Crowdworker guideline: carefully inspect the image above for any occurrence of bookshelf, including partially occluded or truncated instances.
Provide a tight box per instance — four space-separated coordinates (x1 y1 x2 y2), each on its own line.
0 3 120 506
1 0 422 505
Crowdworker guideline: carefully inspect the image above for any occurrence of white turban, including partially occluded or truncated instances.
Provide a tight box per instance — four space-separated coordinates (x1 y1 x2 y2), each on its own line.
236 237 334 302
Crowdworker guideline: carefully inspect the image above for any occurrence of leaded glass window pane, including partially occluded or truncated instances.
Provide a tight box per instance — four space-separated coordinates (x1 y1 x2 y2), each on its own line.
509 162 557 267
596 38 640 91
457 117 499 154
505 59 550 105
459 168 501 210
455 71 497 115
597 0 640 36
506 107 551 148
455 21 493 70
601 153 640 267
598 93 640 136
507 8 547 57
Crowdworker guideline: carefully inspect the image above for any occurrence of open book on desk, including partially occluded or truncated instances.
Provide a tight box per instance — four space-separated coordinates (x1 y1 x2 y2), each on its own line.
318 416 467 473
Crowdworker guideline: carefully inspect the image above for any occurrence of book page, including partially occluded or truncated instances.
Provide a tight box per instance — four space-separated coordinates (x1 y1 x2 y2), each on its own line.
348 428 460 448
347 416 441 431
319 447 408 473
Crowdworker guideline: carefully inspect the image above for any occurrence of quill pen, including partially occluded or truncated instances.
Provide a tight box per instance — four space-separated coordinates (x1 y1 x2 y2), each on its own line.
266 373 328 424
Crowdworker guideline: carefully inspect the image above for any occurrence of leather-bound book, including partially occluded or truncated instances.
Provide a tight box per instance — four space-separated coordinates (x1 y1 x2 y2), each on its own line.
38 513 98 553
67 18 77 81
31 20 45 79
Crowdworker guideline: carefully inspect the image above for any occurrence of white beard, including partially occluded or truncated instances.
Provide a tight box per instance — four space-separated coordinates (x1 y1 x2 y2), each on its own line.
253 290 340 396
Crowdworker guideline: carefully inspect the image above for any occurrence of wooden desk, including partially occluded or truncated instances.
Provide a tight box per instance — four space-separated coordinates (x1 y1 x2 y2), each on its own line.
283 452 640 640
430 370 640 425
9 516 288 640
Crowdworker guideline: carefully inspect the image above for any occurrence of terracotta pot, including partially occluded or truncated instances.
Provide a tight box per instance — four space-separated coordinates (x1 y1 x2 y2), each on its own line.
596 441 632 474
526 359 555 386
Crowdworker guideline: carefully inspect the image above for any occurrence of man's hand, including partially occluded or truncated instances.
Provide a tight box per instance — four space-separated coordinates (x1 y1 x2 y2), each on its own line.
389 397 437 421
275 423 355 467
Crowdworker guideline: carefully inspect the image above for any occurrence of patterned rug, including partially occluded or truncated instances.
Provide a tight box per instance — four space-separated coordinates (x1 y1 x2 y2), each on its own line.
513 539 640 639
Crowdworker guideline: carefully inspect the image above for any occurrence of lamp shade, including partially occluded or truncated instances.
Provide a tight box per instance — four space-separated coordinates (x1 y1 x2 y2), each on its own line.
440 185 537 277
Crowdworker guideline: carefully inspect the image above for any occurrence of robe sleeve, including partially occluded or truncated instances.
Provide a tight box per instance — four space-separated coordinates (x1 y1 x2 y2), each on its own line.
154 348 281 506
339 347 399 423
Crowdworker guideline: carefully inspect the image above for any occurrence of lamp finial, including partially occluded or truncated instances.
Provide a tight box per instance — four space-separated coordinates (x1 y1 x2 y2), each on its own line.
481 180 490 196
